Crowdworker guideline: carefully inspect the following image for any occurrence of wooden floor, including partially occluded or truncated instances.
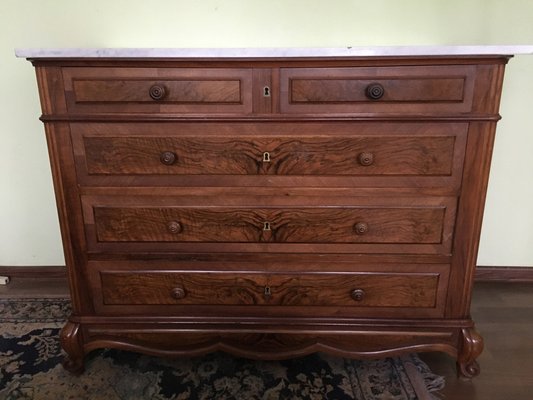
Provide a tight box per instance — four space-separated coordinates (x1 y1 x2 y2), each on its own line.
420 282 533 400
1 276 532 399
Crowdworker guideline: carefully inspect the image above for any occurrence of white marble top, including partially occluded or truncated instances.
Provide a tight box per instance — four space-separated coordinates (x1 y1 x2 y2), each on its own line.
15 45 533 59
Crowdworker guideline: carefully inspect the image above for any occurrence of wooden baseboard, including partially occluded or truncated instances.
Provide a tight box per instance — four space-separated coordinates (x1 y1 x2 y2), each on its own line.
0 266 66 279
0 266 68 299
475 266 533 282
2 265 533 283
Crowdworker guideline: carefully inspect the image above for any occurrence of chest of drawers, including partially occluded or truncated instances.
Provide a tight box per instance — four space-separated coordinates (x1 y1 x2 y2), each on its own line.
23 48 512 378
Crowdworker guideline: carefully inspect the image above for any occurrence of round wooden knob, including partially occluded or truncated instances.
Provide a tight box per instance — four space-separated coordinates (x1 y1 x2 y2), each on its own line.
354 222 368 235
351 289 365 302
358 152 374 166
167 221 183 234
365 83 385 100
171 287 186 300
149 84 166 100
160 151 177 165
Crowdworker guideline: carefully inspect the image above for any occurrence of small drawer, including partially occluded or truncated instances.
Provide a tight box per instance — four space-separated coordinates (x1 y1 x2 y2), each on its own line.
62 67 253 114
88 261 449 318
82 195 456 255
280 65 475 114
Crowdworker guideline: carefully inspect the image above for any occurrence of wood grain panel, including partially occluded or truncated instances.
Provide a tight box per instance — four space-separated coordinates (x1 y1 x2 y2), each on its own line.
280 65 475 114
92 205 446 244
71 121 467 189
62 67 253 114
291 78 464 103
82 135 456 176
99 271 440 308
73 80 241 103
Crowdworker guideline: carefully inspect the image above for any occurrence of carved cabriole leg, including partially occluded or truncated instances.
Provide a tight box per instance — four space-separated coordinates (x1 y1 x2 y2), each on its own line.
457 327 484 379
60 320 85 375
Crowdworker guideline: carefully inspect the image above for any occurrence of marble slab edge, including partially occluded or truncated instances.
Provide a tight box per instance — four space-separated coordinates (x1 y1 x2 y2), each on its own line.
15 45 533 59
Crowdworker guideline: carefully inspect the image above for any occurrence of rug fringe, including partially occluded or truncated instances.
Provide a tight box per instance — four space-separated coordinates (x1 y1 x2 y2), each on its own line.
422 370 446 399
401 354 445 400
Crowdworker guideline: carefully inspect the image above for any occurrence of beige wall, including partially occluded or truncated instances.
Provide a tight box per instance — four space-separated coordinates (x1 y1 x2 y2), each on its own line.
1 0 532 266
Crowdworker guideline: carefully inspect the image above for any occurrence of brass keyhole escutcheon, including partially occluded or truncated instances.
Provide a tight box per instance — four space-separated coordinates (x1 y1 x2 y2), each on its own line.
262 152 271 163
263 86 271 97
264 286 272 300
263 222 271 231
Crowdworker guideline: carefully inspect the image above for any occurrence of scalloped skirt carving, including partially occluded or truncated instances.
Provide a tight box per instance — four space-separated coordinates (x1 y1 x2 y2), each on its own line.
59 319 479 376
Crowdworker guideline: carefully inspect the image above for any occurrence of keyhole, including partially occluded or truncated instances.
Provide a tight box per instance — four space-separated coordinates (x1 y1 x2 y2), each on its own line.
263 222 271 231
264 286 272 299
263 86 271 97
262 152 271 163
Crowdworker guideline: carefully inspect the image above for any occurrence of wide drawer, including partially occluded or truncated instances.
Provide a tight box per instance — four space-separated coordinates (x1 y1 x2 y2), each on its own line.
280 65 475 114
82 195 456 254
62 67 253 114
82 133 457 176
88 261 449 317
72 122 467 189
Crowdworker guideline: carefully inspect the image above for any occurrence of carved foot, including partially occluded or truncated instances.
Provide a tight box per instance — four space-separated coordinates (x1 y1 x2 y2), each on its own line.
60 320 85 375
62 354 85 375
457 327 484 379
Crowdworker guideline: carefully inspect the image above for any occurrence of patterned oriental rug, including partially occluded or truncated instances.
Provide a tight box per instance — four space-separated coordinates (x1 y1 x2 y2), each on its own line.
0 298 444 400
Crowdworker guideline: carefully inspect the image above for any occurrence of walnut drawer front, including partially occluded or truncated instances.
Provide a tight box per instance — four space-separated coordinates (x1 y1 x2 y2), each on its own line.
94 206 445 243
280 65 475 114
83 196 456 254
88 262 449 318
72 121 467 188
82 135 456 176
62 67 253 114
101 271 438 307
